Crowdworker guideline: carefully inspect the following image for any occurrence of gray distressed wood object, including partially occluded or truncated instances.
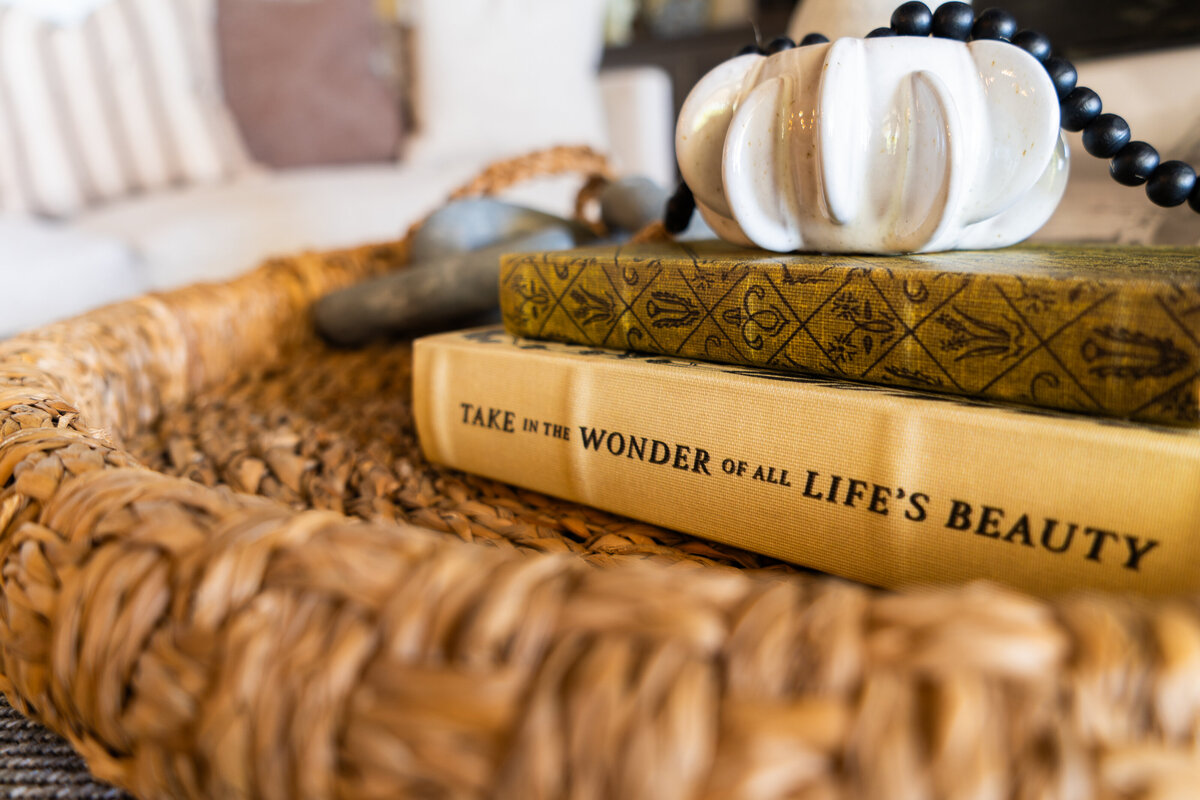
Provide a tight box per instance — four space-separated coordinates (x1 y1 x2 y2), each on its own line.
409 199 594 262
314 229 574 346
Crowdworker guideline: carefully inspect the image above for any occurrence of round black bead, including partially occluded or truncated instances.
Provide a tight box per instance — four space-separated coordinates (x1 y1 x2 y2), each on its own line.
972 8 1018 41
1043 57 1077 100
1147 161 1198 207
1190 181 1200 213
866 26 897 38
1082 114 1131 158
1109 141 1159 186
764 36 795 54
1012 29 1051 61
799 32 829 46
931 1 974 40
664 182 696 234
891 1 933 36
736 43 764 57
1060 86 1102 132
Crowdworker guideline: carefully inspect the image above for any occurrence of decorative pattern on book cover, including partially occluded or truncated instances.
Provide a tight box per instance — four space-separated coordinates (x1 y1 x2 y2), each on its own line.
499 241 1200 425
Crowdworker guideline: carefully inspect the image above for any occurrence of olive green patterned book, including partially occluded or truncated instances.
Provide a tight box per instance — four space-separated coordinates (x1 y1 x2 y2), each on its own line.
499 241 1200 426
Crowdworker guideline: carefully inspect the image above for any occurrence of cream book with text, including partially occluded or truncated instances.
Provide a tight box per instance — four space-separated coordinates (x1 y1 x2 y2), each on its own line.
413 328 1200 597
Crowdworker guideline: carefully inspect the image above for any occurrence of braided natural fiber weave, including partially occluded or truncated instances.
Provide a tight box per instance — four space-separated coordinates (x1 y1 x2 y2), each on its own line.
0 150 1199 800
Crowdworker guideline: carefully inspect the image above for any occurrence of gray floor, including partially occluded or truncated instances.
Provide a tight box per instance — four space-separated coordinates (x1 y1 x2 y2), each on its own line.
0 696 127 800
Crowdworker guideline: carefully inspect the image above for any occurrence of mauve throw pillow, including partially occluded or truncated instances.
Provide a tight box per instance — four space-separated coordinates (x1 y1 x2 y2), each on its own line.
217 0 401 168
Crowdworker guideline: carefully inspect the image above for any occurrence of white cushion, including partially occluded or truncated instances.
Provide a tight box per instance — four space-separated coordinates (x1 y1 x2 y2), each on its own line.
0 0 110 25
403 0 610 168
0 216 146 337
0 0 251 218
599 67 675 190
74 157 593 291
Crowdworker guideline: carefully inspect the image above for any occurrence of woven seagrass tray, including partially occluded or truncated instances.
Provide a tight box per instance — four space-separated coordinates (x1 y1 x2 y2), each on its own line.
0 148 1197 800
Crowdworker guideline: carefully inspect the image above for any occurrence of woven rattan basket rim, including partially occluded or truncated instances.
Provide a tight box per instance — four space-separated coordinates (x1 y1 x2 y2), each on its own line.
0 147 1196 799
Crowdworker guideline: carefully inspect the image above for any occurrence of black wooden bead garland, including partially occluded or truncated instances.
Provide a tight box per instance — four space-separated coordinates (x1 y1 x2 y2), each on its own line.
1043 57 1077 98
931 2 973 40
1061 88 1101 132
1011 29 1050 62
765 36 796 55
664 1 1200 235
970 7 1017 42
664 182 697 234
1148 162 1198 208
891 2 933 36
1110 142 1159 187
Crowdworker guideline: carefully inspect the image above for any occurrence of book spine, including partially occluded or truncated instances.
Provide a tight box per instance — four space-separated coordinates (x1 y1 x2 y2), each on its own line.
413 335 1200 597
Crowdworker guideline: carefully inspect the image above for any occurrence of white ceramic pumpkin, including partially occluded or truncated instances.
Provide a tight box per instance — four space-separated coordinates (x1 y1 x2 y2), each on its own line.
675 36 1070 253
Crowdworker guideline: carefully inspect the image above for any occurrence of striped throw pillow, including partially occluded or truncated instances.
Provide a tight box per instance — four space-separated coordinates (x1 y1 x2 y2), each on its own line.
0 0 252 218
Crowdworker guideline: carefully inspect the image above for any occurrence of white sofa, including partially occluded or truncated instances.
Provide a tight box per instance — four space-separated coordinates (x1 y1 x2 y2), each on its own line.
0 66 675 338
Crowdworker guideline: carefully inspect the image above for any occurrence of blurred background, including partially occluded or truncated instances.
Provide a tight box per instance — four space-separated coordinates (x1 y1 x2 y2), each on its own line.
602 0 1200 119
603 0 1200 51
2 0 1200 339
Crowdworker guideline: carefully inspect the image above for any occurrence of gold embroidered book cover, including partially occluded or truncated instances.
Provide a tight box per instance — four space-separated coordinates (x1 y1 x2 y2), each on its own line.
500 241 1200 425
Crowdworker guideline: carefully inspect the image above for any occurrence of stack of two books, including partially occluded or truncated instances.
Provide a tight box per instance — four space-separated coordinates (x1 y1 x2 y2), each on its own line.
413 241 1200 597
